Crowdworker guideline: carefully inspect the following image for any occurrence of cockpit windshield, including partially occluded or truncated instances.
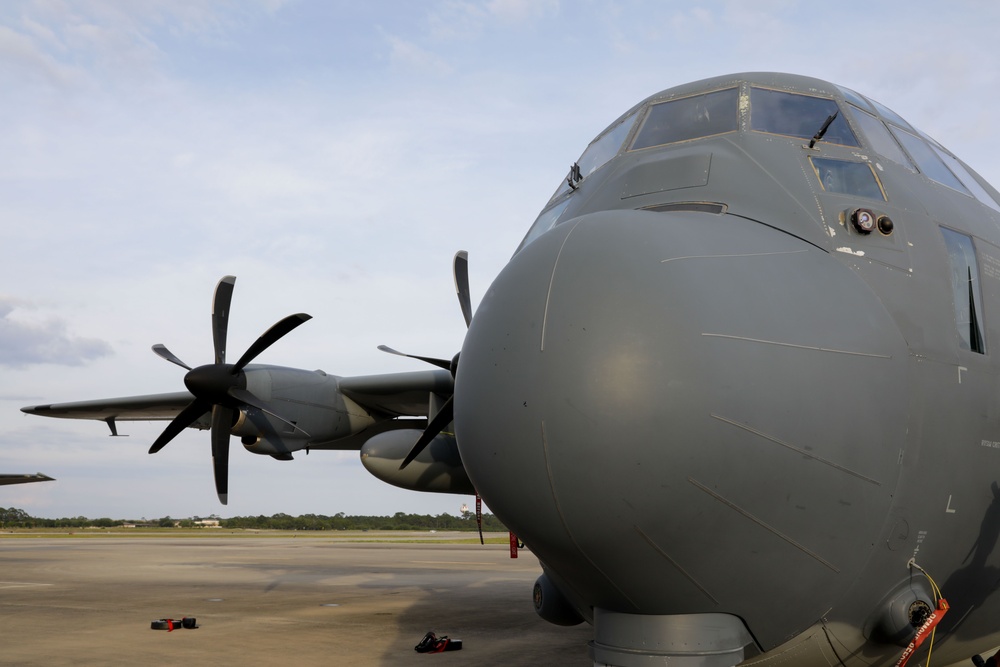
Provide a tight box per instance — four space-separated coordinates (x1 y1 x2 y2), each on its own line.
631 88 738 150
750 87 858 146
528 76 1000 254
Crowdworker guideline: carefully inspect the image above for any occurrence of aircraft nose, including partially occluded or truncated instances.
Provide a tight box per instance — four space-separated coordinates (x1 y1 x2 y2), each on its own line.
454 208 907 636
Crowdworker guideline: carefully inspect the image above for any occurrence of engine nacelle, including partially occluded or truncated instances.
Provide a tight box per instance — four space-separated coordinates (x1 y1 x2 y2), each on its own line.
241 434 305 460
227 367 378 460
360 429 475 495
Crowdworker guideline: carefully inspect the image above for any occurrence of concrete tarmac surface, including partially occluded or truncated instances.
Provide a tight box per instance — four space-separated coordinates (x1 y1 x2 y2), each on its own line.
0 532 593 666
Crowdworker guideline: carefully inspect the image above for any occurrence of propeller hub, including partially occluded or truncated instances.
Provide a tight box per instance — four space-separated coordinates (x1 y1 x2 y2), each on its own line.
183 364 242 404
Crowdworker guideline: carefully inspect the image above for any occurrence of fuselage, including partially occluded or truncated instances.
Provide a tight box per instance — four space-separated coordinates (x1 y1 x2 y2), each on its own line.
454 72 1000 664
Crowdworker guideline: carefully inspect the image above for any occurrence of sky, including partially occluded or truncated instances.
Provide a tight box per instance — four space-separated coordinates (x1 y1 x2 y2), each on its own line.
2 0 999 520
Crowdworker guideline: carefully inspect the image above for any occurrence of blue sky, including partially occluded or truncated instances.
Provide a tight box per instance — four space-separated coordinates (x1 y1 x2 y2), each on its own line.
2 0 999 519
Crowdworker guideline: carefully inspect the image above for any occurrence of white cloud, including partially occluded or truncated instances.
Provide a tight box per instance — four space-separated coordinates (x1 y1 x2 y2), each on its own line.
0 298 113 368
485 0 559 24
0 23 83 88
384 32 454 76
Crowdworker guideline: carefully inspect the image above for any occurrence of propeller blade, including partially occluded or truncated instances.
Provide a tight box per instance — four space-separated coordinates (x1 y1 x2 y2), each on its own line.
227 387 310 436
399 395 454 470
212 276 236 365
377 345 452 371
151 344 192 371
211 405 234 505
454 250 472 328
232 313 312 373
148 399 210 454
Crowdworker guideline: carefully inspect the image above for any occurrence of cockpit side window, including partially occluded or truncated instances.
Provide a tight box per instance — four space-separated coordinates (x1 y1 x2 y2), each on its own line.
517 199 571 252
845 105 914 170
630 88 738 151
548 111 640 204
891 127 970 195
851 98 1000 210
750 88 858 147
578 111 639 179
930 145 1000 212
837 86 874 113
865 97 914 131
940 227 986 354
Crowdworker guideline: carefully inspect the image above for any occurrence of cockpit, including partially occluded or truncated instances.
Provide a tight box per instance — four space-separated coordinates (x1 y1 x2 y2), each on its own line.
519 75 1000 252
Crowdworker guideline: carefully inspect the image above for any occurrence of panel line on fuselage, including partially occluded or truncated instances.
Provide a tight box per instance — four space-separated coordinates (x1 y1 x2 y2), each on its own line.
701 333 892 359
540 219 584 353
688 477 841 573
632 524 721 605
540 419 639 610
660 249 810 264
711 413 882 486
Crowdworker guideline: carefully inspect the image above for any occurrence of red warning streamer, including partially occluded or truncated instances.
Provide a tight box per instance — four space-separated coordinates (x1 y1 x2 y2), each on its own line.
895 598 949 667
475 494 483 545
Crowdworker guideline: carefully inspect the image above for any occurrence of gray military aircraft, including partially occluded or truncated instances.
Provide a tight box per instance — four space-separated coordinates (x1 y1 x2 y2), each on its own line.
0 473 54 486
21 72 1000 666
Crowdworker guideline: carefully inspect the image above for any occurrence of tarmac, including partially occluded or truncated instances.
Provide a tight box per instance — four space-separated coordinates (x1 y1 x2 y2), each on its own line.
0 531 594 666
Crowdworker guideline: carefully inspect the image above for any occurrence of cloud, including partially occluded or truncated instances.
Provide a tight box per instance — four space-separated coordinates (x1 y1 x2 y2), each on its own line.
485 0 559 24
384 33 454 76
0 23 84 88
0 298 113 368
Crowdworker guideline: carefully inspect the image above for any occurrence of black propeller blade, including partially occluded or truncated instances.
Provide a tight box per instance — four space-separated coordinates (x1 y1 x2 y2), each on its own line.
148 399 210 454
148 275 311 505
212 275 236 365
376 345 452 371
233 313 311 372
151 344 192 371
211 405 234 505
393 251 472 470
398 395 454 470
454 250 472 328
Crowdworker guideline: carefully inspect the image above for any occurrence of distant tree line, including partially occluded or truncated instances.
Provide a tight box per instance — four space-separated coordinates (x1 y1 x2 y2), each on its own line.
220 511 507 531
0 507 507 532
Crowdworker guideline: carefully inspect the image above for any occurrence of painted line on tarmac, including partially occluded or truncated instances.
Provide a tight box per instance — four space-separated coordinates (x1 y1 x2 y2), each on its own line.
0 581 54 589
412 561 497 566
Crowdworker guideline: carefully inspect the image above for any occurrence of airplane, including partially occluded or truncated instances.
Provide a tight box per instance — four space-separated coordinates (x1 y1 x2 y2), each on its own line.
19 71 1000 666
0 473 54 486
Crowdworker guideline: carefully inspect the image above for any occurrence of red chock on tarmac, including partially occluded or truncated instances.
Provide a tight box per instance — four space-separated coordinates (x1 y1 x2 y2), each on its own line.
150 617 198 631
414 631 463 653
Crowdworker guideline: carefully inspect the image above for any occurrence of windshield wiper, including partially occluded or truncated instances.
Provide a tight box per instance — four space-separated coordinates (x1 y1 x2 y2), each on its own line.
566 162 583 190
808 110 839 149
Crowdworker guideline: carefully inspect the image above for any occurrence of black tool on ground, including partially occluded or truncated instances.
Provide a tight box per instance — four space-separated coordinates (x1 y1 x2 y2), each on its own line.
414 631 463 653
150 617 198 631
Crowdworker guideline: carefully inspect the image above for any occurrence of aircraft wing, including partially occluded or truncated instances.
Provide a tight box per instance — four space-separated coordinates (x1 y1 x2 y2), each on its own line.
0 473 55 486
22 392 195 423
20 370 453 434
338 370 454 417
21 366 456 478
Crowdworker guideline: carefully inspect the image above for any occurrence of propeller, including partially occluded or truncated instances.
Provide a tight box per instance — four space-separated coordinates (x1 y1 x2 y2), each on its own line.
386 251 472 470
382 251 484 543
376 250 470 376
148 275 311 505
